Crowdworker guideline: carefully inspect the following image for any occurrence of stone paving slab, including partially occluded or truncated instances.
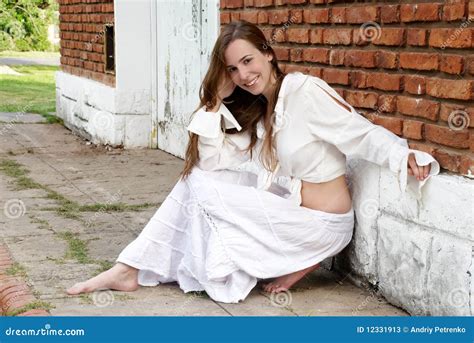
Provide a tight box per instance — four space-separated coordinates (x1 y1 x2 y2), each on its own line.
0 112 47 124
0 121 408 316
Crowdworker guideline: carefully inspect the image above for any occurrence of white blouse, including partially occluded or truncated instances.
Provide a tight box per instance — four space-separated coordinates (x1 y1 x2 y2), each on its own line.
187 72 440 204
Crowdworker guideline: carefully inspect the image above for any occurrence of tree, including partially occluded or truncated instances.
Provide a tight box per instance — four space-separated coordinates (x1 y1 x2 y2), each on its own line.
0 0 58 51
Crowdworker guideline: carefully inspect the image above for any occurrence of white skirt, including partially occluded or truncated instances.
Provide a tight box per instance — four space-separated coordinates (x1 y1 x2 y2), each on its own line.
117 167 354 303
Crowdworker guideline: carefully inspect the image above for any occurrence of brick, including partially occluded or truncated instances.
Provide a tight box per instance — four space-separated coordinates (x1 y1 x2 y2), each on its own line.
302 48 329 63
230 12 240 21
373 116 403 135
408 142 436 156
400 3 440 22
244 0 254 6
429 28 473 49
403 120 424 140
400 52 439 71
344 90 378 109
290 48 303 62
425 124 469 149
440 105 473 130
268 9 289 24
272 27 286 43
331 8 346 23
307 66 323 78
460 155 474 176
287 28 309 43
220 12 230 24
439 55 464 75
289 9 302 24
309 29 323 44
225 0 244 7
274 47 289 61
240 11 259 23
407 29 427 46
257 11 268 23
426 78 474 101
344 50 376 68
375 51 398 69
283 64 309 74
287 0 306 3
381 5 399 23
255 0 273 7
322 68 350 85
373 28 405 46
303 9 329 23
377 95 397 113
329 50 344 66
470 1 474 20
432 149 461 172
442 3 466 21
404 75 426 95
346 6 379 23
17 309 50 316
323 28 352 45
397 96 439 121
468 57 474 75
367 72 401 91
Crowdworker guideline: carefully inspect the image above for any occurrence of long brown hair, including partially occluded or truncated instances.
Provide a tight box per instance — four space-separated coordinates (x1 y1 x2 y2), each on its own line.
181 20 286 178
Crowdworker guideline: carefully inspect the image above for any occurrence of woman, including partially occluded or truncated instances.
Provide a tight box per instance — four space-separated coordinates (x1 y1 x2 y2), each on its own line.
67 21 439 303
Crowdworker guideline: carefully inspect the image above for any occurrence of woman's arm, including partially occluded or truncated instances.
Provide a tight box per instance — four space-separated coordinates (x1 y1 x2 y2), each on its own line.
303 76 440 195
187 101 252 171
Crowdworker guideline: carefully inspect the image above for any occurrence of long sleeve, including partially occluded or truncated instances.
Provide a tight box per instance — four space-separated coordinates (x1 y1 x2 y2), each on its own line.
187 103 251 171
304 77 440 197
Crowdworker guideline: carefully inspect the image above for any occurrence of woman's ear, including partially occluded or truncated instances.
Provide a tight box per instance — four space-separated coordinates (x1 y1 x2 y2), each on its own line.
266 53 273 63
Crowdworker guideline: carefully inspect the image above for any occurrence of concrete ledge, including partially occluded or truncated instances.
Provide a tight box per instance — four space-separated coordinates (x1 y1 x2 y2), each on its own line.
338 159 473 316
55 71 151 148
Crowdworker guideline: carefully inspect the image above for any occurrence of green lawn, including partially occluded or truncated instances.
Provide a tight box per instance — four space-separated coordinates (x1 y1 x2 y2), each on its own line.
0 65 61 124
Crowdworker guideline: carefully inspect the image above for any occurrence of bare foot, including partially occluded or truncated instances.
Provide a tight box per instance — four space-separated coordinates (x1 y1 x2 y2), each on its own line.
262 263 320 293
66 262 139 295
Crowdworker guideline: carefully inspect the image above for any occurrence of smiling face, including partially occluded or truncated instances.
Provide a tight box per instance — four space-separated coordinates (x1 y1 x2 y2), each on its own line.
224 39 276 100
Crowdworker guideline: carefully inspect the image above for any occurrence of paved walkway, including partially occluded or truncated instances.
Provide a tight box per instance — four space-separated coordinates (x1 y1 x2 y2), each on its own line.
0 119 408 316
0 57 60 67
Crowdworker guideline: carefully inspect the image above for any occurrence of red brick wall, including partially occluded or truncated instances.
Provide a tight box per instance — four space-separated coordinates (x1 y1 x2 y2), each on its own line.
58 0 115 87
221 0 473 176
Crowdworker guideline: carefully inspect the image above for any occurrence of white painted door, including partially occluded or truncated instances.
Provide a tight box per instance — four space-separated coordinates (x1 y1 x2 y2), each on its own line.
152 0 219 158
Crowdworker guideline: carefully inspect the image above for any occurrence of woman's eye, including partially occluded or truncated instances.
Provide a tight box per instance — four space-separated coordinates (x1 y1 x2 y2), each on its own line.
243 58 252 64
228 67 236 73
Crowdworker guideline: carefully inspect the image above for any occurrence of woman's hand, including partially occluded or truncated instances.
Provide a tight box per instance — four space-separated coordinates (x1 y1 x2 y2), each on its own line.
217 72 236 101
407 153 431 181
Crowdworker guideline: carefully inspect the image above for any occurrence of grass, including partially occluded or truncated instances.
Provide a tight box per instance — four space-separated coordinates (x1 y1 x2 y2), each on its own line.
0 65 61 123
5 263 28 278
5 300 54 316
0 51 59 59
0 159 159 221
57 231 93 264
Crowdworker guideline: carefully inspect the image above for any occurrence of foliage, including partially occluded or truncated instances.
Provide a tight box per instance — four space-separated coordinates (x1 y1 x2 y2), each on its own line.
0 0 58 51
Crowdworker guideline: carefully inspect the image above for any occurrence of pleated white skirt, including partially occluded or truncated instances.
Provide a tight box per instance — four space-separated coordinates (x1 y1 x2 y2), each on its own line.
117 167 354 303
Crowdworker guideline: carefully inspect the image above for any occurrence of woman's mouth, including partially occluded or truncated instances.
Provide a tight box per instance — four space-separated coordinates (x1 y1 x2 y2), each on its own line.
244 75 259 88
